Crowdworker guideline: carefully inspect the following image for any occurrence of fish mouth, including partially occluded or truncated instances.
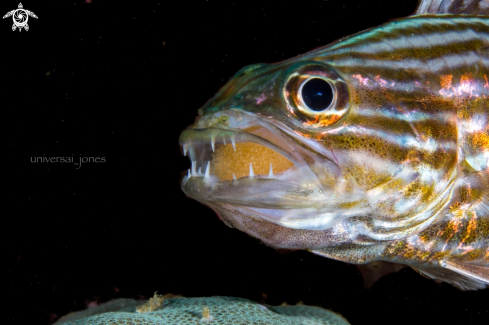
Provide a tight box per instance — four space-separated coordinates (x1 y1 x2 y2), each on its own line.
179 110 356 231
181 128 296 180
179 125 314 209
178 109 330 208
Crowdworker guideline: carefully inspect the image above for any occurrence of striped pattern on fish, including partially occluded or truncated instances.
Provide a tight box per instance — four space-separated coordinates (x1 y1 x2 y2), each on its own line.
180 1 489 290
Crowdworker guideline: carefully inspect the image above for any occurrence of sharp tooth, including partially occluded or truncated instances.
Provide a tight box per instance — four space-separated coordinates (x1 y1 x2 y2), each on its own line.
211 135 215 152
189 146 196 161
268 164 274 178
249 163 254 177
231 137 236 151
191 161 197 176
183 169 191 185
204 161 210 179
233 173 236 180
223 138 227 145
183 144 187 156
198 167 202 174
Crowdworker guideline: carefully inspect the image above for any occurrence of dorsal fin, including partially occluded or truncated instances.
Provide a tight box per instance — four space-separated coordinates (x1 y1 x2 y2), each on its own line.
416 0 489 15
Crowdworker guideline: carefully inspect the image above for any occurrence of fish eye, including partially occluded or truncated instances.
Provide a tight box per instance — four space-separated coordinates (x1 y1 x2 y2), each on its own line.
282 61 350 129
300 78 334 112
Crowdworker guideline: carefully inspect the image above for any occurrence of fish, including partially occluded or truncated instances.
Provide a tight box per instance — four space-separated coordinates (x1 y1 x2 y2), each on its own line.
179 0 489 290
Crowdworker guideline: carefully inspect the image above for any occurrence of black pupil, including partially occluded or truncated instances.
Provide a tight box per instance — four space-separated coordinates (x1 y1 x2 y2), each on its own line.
301 78 333 111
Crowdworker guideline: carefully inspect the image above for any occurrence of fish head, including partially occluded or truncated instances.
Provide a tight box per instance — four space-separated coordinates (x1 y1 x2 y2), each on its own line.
179 56 456 249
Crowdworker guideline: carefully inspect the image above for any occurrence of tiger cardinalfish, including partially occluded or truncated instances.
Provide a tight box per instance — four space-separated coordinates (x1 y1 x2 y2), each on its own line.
179 0 489 290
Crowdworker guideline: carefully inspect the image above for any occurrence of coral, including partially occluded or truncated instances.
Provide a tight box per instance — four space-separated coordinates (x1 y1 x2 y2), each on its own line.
136 292 176 313
54 295 350 325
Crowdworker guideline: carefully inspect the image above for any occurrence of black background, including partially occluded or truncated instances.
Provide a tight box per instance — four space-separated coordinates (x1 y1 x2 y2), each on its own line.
4 0 489 324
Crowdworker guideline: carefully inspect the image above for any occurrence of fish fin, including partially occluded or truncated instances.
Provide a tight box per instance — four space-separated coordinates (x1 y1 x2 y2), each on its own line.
411 261 489 290
444 260 489 287
463 168 489 215
354 261 407 289
415 0 489 15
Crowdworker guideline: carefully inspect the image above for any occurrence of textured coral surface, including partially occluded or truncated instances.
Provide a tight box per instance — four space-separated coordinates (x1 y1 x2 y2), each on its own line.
55 296 350 325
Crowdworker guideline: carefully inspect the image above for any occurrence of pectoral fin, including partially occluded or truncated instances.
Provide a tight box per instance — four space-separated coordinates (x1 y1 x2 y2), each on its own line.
412 261 489 291
462 168 489 215
444 260 489 287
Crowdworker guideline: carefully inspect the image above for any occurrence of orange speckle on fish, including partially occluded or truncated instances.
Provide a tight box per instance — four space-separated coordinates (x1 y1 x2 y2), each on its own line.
317 115 340 127
440 75 453 89
439 75 453 96
303 114 340 128
304 116 320 126
459 211 478 249
472 132 489 151
441 218 463 251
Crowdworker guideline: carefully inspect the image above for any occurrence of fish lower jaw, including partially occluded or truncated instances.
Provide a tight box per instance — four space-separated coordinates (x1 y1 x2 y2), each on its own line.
180 163 320 210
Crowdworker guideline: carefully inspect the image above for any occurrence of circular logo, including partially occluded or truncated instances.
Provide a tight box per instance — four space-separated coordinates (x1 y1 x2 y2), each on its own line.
13 9 28 27
3 3 38 32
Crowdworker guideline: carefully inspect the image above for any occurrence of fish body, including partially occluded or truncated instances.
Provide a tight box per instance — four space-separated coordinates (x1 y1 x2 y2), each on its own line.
179 0 489 290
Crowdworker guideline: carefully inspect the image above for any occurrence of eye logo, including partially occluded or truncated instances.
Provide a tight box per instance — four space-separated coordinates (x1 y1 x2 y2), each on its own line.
3 3 38 32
